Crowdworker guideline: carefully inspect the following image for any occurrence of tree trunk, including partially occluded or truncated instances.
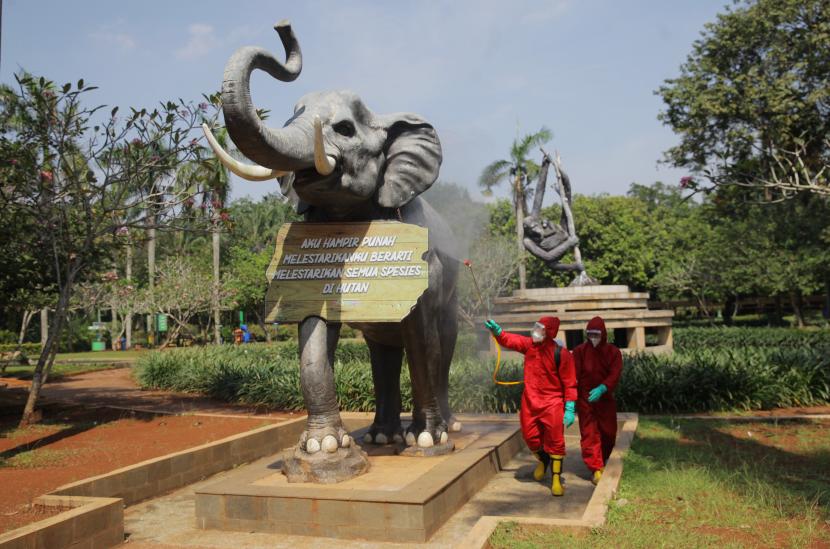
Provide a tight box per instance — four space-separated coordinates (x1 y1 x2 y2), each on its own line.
147 218 156 347
212 225 221 344
21 278 73 426
125 239 133 349
18 310 34 347
789 291 805 328
514 174 526 290
40 308 48 349
254 309 271 343
823 277 830 320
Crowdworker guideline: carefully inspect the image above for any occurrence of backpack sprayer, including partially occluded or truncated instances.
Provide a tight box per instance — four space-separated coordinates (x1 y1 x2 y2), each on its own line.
463 259 522 386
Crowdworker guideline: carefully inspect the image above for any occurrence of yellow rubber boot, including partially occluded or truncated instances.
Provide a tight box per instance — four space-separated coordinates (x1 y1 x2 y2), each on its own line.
550 454 564 496
592 468 604 486
533 451 550 481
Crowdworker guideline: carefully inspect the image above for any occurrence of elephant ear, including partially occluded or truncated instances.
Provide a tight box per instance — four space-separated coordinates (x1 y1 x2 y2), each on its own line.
278 173 311 214
376 113 442 209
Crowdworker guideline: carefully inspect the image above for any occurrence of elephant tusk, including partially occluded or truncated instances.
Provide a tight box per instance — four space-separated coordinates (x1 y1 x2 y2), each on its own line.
201 123 289 181
313 116 337 176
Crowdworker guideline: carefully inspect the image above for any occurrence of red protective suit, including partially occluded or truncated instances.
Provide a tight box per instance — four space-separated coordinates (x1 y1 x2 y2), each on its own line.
572 316 623 472
495 316 577 455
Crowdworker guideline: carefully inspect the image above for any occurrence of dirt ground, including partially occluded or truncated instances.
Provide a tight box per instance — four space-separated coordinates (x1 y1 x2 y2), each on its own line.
0 401 287 533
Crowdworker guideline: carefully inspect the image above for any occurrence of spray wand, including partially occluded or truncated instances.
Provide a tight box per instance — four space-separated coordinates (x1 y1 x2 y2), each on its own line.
463 259 522 386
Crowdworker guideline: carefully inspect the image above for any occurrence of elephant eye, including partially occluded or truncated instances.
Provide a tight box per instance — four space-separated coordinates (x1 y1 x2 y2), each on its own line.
332 120 356 137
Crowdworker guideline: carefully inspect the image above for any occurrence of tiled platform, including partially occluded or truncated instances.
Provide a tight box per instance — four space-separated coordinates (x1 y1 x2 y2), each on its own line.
195 418 522 542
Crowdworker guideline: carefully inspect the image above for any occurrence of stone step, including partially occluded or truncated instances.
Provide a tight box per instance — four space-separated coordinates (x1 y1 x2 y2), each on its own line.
493 298 649 313
491 308 673 324
510 285 632 298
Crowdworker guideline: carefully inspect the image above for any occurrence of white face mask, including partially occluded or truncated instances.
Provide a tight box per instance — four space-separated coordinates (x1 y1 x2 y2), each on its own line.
531 322 546 343
587 330 601 347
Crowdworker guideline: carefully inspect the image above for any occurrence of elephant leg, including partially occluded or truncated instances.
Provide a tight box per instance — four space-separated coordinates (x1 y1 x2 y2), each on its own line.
437 297 461 433
363 339 404 445
296 316 351 453
402 306 449 449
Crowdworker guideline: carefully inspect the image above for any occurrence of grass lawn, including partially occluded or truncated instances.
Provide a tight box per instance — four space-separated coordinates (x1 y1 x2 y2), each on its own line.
490 418 830 549
0 361 120 380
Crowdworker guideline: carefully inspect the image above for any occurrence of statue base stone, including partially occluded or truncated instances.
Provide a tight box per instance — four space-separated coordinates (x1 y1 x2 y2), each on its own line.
195 414 521 543
399 439 455 457
281 444 370 484
488 285 674 354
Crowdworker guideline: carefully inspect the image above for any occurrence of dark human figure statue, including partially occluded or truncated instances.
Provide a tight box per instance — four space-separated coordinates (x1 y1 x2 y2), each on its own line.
522 154 584 272
204 21 459 481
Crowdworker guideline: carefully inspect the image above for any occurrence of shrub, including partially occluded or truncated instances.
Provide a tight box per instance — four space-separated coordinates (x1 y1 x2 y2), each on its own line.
674 326 830 351
135 328 830 415
0 342 41 355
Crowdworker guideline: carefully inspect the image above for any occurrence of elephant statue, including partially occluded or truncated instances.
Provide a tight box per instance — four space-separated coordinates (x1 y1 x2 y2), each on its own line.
204 20 460 480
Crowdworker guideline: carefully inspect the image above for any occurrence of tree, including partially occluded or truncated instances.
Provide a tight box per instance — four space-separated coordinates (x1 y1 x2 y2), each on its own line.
225 246 272 340
457 235 521 327
0 73 205 425
75 273 143 349
657 0 830 200
478 127 552 289
147 256 236 347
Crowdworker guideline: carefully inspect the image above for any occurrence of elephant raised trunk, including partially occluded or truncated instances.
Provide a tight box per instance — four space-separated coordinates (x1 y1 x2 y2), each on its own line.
221 20 315 171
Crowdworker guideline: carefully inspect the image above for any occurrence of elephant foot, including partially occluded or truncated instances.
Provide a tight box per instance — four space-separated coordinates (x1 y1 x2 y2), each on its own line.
282 444 370 483
362 423 404 445
400 421 453 456
400 437 455 457
299 423 352 455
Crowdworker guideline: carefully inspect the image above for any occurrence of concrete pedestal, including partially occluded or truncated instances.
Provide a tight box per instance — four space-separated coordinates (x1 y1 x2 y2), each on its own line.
195 418 521 542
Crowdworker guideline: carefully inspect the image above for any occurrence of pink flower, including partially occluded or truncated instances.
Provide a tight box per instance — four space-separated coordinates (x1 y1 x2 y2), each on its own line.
116 226 129 236
679 176 693 189
131 138 143 147
9 159 18 166
40 170 53 182
198 102 209 112
219 211 231 222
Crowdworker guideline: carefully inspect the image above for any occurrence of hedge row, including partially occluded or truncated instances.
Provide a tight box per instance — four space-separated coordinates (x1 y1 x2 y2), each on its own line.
136 343 523 414
674 326 830 351
136 340 830 415
0 343 40 355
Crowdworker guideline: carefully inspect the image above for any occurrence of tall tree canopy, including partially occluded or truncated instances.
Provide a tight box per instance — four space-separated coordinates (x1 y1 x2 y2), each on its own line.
657 0 830 199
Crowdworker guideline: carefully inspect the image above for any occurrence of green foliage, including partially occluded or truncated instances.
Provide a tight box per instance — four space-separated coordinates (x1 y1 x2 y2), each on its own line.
135 342 524 413
135 327 830 415
657 0 830 199
617 346 830 413
674 326 830 351
0 343 40 354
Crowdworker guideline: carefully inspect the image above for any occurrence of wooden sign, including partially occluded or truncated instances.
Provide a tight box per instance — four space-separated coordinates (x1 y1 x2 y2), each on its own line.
264 221 429 323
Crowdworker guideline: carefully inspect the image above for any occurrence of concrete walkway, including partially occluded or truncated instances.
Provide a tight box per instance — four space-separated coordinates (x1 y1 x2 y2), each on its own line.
122 430 591 548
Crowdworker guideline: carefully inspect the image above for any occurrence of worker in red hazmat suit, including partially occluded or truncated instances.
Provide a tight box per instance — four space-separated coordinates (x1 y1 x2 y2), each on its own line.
572 316 623 485
485 316 577 496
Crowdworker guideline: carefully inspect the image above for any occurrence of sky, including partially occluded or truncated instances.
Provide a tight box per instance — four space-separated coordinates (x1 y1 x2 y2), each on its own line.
0 0 729 203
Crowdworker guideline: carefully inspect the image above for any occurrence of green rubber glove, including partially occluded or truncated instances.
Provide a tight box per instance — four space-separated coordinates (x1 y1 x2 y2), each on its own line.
588 384 608 403
563 401 576 427
484 319 502 336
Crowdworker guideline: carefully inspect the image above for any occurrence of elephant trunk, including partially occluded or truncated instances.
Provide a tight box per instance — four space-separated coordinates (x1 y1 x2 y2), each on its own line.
221 21 314 171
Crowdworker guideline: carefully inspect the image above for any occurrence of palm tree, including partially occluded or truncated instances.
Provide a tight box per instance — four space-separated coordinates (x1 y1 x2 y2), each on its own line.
478 127 552 290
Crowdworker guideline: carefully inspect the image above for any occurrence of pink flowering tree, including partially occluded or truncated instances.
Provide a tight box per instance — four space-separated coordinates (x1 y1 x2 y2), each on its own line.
0 72 214 425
